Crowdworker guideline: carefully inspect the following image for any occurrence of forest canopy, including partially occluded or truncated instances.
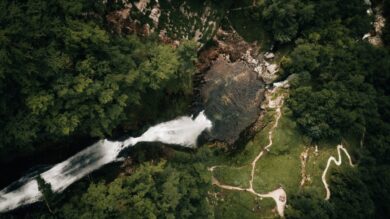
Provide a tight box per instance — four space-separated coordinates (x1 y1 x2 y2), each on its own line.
1 0 390 219
279 0 390 217
0 0 197 155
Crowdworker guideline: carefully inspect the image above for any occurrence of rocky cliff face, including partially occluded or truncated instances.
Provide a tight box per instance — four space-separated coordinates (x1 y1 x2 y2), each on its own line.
201 57 265 144
196 26 282 144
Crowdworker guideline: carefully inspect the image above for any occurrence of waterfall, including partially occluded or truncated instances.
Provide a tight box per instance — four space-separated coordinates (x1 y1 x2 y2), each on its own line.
0 111 212 213
123 110 212 147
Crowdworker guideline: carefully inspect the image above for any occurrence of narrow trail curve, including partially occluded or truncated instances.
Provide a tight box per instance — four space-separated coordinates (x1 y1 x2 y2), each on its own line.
208 94 287 217
249 103 283 190
321 144 354 200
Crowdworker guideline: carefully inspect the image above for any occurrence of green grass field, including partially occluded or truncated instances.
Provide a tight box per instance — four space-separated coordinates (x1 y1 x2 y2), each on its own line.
252 109 305 194
304 142 357 198
229 110 275 165
206 110 275 167
211 189 279 219
213 165 252 187
209 104 359 217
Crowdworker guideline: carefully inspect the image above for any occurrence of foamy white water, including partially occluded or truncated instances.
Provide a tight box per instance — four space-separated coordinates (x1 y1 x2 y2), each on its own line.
0 111 212 213
123 111 212 148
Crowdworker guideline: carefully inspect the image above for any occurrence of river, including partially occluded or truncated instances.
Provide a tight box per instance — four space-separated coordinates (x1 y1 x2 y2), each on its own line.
0 111 212 213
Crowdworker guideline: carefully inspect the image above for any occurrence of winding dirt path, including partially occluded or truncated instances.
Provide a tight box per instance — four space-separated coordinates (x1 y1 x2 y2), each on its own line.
249 104 282 190
299 148 309 187
208 92 287 217
321 144 354 200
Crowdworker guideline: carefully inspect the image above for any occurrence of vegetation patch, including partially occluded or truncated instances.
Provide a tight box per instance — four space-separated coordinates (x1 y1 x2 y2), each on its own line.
252 112 304 194
157 0 231 43
227 4 270 47
212 189 276 219
213 166 251 188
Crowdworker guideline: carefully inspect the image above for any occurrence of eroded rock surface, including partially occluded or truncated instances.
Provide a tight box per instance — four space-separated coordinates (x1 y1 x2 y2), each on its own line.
202 57 265 144
196 26 283 144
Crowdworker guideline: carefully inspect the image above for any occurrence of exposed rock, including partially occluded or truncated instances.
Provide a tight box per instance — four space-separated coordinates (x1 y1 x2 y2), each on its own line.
368 35 383 46
201 56 265 144
267 95 283 109
194 26 285 144
363 7 386 47
149 5 161 27
194 29 203 42
106 3 153 37
213 28 257 62
106 6 132 34
264 52 275 60
135 0 150 12
197 47 220 73
254 60 279 84
374 14 385 34
159 30 173 44
204 27 280 85
266 64 278 75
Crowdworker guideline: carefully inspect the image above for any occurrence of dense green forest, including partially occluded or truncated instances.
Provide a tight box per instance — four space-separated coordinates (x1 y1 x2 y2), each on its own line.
1 0 390 218
0 0 196 157
56 155 212 219
283 0 390 217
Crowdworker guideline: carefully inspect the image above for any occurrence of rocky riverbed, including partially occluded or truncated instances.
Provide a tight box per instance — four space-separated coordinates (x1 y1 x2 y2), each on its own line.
196 27 281 144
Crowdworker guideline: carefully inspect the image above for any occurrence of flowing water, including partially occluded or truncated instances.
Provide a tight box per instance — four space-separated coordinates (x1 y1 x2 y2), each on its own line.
0 111 212 213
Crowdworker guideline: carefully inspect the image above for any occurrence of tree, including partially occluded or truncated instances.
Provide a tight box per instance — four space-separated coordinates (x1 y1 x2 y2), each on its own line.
360 163 390 219
329 168 375 219
262 0 314 43
36 175 56 214
0 0 197 156
286 39 378 140
60 161 212 219
285 192 335 219
282 43 319 74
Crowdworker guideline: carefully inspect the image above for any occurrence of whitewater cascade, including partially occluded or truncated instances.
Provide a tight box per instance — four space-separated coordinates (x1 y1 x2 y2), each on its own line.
0 111 212 213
